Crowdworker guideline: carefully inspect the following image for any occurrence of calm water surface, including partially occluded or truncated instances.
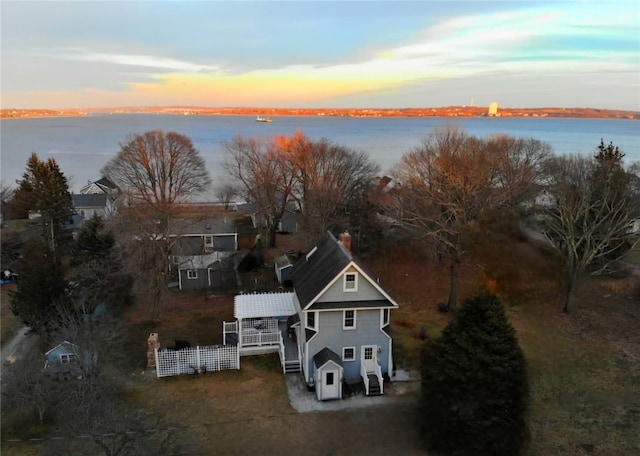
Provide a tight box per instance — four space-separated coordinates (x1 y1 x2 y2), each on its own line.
1 114 638 192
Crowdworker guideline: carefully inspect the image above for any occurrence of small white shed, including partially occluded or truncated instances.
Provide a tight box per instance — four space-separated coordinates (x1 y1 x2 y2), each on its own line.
313 347 344 401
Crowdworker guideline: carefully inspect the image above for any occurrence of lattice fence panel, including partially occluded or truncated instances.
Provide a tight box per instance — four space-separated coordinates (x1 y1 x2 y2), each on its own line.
155 345 239 378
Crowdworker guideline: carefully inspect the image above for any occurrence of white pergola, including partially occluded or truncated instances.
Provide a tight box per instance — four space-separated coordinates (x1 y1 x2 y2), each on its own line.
233 292 296 319
225 292 297 349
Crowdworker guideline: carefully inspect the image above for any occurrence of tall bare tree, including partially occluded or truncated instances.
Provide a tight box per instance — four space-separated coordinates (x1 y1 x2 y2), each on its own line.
285 134 380 242
224 131 379 248
222 134 296 248
540 150 633 312
488 135 552 208
102 131 210 320
389 127 546 310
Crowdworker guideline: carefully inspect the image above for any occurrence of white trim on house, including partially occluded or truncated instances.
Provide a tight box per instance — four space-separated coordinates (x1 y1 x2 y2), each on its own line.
187 270 198 280
381 308 390 327
343 272 358 292
306 311 316 330
301 261 400 311
342 347 356 361
343 309 356 330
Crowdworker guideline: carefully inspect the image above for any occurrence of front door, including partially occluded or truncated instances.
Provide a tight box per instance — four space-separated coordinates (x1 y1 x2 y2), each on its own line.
361 345 377 373
322 369 340 399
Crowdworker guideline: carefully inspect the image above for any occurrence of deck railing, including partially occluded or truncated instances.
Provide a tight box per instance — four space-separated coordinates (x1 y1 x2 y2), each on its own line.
241 330 280 347
374 363 384 395
361 363 370 393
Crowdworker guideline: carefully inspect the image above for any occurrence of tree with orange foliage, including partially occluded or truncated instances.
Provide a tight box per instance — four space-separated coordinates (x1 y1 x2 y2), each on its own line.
223 134 296 248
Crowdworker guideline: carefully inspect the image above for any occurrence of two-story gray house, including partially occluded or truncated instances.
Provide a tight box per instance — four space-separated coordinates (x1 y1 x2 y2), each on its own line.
290 231 398 400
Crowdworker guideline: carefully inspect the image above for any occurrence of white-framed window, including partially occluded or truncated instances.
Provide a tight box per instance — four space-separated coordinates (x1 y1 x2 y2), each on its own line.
60 353 77 364
382 308 390 326
343 310 356 329
342 347 356 361
187 270 198 280
306 311 316 330
204 235 214 248
343 272 358 292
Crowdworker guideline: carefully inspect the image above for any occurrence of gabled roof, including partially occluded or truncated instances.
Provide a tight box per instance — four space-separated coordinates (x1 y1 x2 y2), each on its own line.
171 218 237 236
95 177 118 191
292 232 351 308
313 347 343 368
45 340 77 357
72 193 108 208
292 231 398 310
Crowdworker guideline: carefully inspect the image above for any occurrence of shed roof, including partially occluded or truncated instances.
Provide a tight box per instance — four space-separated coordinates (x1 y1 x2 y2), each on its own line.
234 292 296 319
45 340 77 357
313 347 343 368
275 254 293 270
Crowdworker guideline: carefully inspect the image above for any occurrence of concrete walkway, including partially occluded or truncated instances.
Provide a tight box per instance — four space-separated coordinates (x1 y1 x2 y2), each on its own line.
285 369 419 413
1 326 38 365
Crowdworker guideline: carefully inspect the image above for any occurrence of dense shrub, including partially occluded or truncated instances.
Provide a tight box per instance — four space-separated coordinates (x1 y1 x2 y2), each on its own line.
420 293 529 455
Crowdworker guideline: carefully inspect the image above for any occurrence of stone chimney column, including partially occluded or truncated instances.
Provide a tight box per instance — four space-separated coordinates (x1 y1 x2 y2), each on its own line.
339 231 352 252
147 333 160 369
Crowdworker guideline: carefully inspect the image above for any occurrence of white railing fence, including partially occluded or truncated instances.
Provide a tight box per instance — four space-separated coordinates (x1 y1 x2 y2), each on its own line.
155 345 239 378
374 363 384 394
361 363 370 393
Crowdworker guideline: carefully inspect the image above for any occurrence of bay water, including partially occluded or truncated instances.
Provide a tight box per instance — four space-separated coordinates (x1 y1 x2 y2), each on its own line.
1 114 637 193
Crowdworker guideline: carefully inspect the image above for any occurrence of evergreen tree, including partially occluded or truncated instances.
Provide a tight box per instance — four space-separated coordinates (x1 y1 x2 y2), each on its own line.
73 214 115 264
15 153 73 252
9 236 71 335
71 215 134 313
420 293 529 455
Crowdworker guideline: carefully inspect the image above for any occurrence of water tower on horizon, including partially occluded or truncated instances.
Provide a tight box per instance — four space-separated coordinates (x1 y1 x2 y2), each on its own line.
488 101 499 116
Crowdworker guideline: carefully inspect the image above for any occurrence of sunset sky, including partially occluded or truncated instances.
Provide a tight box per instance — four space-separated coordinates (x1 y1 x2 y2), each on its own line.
2 1 639 110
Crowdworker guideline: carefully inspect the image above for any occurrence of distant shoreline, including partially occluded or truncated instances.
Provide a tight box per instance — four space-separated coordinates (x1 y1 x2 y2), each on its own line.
1 106 638 120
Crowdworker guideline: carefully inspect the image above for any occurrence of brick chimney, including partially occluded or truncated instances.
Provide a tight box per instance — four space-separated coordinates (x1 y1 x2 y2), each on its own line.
339 231 352 253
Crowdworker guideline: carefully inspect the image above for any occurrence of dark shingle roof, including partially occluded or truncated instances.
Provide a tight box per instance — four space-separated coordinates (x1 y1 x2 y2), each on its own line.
292 232 352 308
173 218 237 236
95 177 118 190
72 193 108 208
313 347 343 368
171 237 205 256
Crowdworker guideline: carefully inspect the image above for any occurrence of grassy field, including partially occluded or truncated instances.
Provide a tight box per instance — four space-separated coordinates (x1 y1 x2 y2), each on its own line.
366 214 640 455
2 215 639 455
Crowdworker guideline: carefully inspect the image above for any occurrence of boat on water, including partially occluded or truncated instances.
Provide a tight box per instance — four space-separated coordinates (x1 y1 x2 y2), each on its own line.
256 116 273 123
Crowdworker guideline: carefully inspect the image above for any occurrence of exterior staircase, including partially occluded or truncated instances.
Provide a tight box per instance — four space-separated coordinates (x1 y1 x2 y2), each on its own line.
284 359 301 373
367 374 382 395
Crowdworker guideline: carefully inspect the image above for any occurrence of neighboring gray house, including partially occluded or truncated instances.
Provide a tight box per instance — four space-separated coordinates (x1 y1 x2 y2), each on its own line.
79 176 120 197
170 218 239 291
72 193 113 220
44 341 92 380
71 176 120 225
222 231 398 401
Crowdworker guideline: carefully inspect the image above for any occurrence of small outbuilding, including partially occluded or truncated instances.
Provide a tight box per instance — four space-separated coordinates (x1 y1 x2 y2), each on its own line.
274 254 294 287
313 347 344 401
44 341 88 380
